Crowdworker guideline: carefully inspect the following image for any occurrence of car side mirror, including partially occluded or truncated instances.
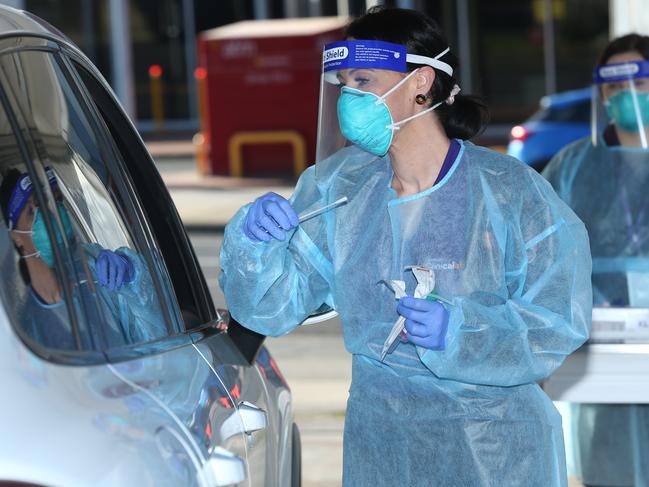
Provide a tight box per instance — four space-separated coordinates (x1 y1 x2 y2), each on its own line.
219 309 265 365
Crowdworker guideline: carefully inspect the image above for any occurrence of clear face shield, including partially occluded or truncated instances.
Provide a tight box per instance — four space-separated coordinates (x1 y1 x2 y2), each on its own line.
315 40 454 177
592 59 649 148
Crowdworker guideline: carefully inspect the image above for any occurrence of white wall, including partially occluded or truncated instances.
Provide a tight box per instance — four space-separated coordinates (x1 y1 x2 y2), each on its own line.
611 0 649 37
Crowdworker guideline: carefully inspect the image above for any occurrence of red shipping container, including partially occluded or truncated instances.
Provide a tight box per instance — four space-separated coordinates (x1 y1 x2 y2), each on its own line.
196 17 347 177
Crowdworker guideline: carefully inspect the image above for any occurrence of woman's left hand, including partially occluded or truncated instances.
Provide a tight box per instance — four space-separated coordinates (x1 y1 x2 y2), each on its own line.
397 296 449 350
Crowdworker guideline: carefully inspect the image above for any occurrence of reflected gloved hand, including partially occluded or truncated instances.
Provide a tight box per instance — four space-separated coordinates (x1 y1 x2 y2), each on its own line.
96 249 135 291
242 192 299 243
397 296 449 350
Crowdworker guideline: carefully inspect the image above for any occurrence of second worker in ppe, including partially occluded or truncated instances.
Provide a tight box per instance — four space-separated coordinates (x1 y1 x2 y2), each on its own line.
544 33 649 487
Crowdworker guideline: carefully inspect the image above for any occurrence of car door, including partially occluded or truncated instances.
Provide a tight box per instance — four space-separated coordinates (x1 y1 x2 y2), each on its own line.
64 38 289 487
193 327 278 487
0 40 211 487
0 36 252 486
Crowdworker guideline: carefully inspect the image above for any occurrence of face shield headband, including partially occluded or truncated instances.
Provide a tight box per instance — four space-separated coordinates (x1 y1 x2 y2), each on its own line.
7 166 58 229
322 39 454 84
593 59 649 147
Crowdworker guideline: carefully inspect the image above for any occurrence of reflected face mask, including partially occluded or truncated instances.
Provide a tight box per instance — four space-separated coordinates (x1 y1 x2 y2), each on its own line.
606 89 649 132
31 205 75 267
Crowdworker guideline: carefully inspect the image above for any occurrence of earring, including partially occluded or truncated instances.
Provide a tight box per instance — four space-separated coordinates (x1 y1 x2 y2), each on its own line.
415 94 427 105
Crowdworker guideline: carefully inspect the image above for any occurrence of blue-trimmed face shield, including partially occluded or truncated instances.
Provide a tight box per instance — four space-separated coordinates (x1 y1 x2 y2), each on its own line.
593 59 649 149
7 166 58 229
315 39 456 165
7 166 75 267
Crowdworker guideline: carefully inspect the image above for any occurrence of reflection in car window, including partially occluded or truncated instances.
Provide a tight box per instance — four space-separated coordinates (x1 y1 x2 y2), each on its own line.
0 103 82 351
73 62 217 330
0 49 175 353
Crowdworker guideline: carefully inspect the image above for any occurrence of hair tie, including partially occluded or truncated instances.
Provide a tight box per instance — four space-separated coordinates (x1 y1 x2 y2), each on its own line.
445 84 461 105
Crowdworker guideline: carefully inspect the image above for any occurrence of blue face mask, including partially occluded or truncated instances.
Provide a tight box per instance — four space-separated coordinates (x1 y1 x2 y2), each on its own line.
337 86 396 156
606 89 649 132
336 69 444 156
31 204 75 267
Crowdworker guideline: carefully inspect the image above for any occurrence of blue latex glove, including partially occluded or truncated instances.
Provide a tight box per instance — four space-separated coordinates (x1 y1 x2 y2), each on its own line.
397 296 449 350
96 249 135 291
242 192 299 242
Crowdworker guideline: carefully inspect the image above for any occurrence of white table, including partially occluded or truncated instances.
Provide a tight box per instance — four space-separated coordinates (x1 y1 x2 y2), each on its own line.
544 307 649 403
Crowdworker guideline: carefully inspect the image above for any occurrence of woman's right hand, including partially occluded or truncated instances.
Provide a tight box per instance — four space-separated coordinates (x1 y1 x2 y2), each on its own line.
242 192 299 242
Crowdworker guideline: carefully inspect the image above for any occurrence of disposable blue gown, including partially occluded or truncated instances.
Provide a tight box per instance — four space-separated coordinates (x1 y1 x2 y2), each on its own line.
544 136 649 487
220 140 592 486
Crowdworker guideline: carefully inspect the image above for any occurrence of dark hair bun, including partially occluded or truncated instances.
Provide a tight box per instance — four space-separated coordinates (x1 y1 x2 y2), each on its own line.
437 94 490 140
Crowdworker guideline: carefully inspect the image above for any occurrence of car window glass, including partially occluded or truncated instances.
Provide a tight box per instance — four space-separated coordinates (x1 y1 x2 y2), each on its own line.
0 48 177 353
72 60 217 330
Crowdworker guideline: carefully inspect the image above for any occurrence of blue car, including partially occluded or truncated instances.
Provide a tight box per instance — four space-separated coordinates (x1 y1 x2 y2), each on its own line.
507 87 591 171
